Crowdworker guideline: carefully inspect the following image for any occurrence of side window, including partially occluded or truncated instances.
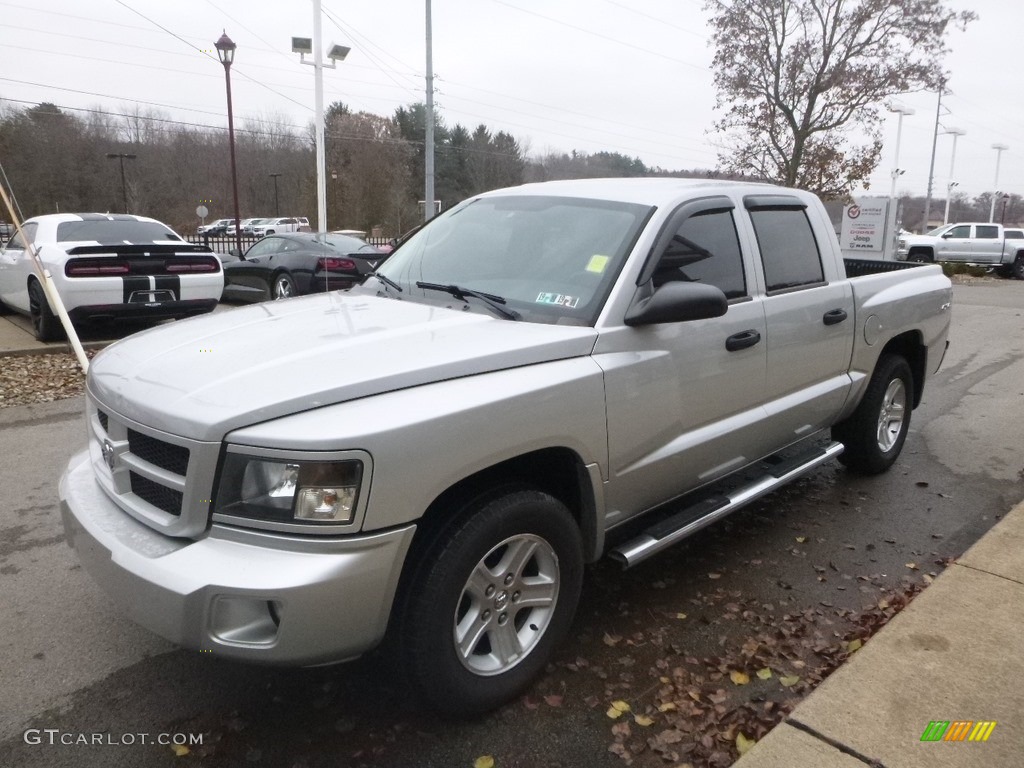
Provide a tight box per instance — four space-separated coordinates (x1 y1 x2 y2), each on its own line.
974 225 998 239
245 237 282 258
6 223 37 250
652 210 746 298
947 225 971 238
748 209 824 292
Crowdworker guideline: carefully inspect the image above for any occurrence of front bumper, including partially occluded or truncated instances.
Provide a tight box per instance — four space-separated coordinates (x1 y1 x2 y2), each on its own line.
60 449 416 664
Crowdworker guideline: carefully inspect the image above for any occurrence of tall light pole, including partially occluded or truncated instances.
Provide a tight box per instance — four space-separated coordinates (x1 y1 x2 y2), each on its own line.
887 105 915 200
989 143 1009 223
293 5 349 233
942 128 966 225
424 0 435 223
269 173 281 217
105 152 136 214
215 31 243 256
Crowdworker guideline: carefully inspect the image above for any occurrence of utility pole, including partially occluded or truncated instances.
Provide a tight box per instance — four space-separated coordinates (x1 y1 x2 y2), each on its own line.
989 144 1009 223
921 82 943 233
269 173 281 217
424 0 435 223
105 153 136 214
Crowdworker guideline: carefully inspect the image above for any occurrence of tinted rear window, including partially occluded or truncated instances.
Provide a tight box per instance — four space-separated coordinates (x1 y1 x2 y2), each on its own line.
56 221 182 244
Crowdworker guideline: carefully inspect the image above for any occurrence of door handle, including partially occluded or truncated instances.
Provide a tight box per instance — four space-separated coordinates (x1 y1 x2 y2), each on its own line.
726 329 761 351
823 308 848 325
823 308 848 326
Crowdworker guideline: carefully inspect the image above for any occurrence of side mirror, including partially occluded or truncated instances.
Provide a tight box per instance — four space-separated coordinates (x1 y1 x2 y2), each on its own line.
941 232 953 239
624 281 728 327
228 248 241 258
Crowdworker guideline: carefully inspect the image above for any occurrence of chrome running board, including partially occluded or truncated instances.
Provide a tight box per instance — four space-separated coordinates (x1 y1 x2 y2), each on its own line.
609 442 844 568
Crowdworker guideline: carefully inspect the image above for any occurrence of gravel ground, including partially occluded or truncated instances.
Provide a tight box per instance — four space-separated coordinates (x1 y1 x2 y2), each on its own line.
0 350 93 408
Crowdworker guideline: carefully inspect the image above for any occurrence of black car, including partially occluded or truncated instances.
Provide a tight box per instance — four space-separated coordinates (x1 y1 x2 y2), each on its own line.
220 232 387 302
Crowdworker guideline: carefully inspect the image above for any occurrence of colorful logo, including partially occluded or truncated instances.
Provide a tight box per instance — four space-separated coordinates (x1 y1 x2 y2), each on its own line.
920 721 997 742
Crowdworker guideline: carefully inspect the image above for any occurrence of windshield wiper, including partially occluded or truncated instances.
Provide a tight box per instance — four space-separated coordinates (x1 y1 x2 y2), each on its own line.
372 273 403 292
415 282 521 320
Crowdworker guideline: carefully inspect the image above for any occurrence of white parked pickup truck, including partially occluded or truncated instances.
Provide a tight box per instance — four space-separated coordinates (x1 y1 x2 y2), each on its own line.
60 179 952 715
897 221 1024 278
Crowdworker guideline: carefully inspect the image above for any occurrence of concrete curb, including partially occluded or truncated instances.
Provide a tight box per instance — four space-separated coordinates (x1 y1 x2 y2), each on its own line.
736 499 1024 767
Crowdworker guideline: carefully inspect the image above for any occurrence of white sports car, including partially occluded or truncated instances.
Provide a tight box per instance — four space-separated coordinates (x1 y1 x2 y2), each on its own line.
0 213 223 341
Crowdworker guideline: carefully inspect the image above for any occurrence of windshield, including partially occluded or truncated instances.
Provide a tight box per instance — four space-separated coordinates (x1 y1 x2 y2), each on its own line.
373 195 652 325
56 220 182 243
925 225 952 236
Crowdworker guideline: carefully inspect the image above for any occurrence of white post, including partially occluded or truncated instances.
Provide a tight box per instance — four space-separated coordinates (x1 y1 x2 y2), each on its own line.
424 0 435 223
942 129 965 225
989 144 1009 223
888 105 914 200
313 0 327 233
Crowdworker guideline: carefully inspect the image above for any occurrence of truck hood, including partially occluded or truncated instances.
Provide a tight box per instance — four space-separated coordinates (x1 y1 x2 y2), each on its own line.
89 292 598 441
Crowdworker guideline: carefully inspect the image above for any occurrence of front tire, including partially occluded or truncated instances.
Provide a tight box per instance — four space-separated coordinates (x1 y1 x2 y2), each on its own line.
400 488 583 716
28 280 64 342
833 354 913 475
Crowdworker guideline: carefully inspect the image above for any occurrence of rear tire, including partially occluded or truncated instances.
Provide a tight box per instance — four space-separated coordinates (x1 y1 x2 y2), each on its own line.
271 273 295 300
399 487 583 716
833 354 913 475
1013 254 1024 280
28 280 64 342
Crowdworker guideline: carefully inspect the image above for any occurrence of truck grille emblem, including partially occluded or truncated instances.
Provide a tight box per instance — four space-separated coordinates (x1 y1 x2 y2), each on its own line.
102 439 117 470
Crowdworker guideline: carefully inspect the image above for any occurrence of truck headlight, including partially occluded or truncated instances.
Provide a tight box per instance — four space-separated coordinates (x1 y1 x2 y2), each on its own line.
214 454 362 527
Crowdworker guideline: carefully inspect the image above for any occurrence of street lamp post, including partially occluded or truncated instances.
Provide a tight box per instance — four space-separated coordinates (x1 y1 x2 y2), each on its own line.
269 173 281 217
215 31 243 256
887 105 915 200
105 152 137 214
941 128 966 225
293 3 349 233
989 143 1009 223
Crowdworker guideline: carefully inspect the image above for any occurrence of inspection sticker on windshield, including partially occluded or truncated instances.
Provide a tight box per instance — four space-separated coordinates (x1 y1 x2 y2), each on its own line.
585 254 610 274
536 292 579 309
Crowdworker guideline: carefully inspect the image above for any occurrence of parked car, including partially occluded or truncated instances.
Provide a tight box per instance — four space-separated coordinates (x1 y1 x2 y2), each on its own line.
197 218 233 236
225 218 258 237
61 179 951 715
241 218 271 235
251 217 302 237
295 216 311 230
897 221 1024 278
221 232 387 302
0 213 222 341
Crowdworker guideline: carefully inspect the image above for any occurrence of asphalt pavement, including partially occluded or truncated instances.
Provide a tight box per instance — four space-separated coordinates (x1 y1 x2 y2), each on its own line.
2 284 1024 768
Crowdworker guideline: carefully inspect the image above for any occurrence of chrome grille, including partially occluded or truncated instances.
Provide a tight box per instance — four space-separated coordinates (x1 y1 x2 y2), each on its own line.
86 393 221 538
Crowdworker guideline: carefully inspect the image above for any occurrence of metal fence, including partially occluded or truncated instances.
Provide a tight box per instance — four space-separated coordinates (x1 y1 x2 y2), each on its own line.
185 234 393 254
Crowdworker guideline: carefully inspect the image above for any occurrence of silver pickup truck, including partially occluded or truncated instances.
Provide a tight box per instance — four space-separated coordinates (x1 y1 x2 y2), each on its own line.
60 179 951 715
898 221 1024 278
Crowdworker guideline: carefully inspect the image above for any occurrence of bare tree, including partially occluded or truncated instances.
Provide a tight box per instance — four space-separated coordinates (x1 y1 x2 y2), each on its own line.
706 0 974 198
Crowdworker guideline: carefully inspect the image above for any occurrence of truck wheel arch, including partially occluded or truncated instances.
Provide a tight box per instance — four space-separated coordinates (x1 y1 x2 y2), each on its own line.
406 447 601 565
877 330 926 408
907 247 934 263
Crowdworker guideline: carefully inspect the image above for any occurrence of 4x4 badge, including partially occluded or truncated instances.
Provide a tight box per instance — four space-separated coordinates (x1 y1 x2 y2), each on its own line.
102 439 116 470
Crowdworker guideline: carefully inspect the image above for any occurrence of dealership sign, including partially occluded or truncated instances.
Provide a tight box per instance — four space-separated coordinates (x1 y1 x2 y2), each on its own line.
840 198 889 253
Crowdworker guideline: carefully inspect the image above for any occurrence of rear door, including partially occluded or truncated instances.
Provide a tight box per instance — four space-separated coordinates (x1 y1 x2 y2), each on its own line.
0 222 39 311
596 196 771 523
970 224 1002 264
742 196 855 442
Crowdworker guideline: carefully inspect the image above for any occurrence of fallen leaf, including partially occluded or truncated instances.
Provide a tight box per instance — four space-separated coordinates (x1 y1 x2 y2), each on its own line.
603 632 621 646
708 573 722 580
473 757 495 768
729 670 750 685
658 702 677 712
906 562 919 570
779 675 800 687
675 612 688 620
606 700 631 718
171 744 190 757
544 694 563 707
634 714 655 727
845 638 863 653
916 481 929 487
756 667 773 680
736 733 756 755
795 536 807 543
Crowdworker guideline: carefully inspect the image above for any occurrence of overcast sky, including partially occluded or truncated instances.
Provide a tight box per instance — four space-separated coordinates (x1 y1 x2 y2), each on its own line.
2 0 1021 205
